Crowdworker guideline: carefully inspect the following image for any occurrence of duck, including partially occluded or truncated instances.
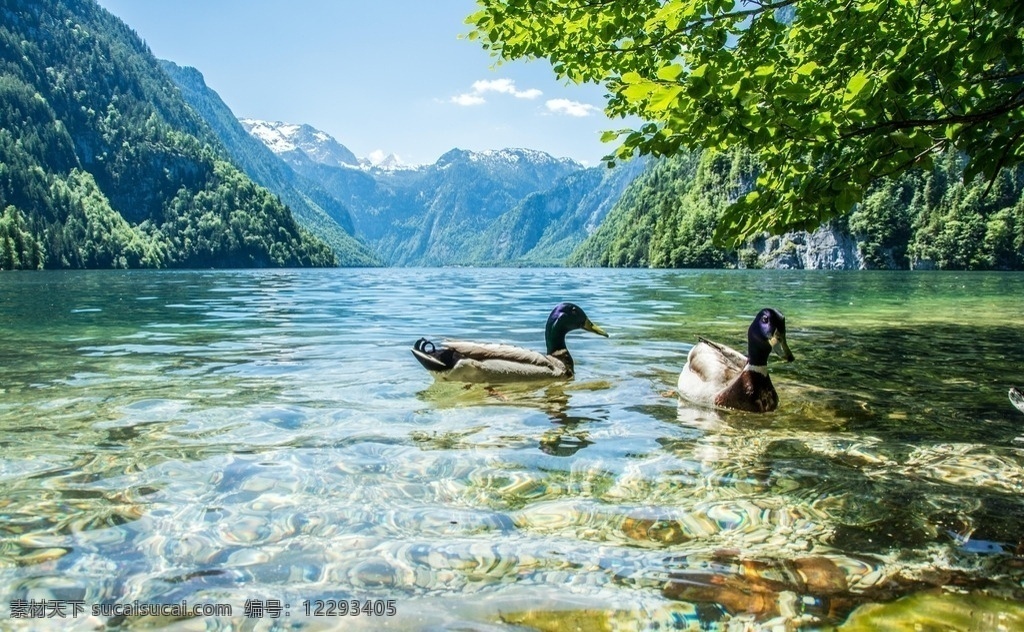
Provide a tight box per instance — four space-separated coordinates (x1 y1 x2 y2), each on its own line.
411 302 608 382
1010 388 1024 414
677 308 795 413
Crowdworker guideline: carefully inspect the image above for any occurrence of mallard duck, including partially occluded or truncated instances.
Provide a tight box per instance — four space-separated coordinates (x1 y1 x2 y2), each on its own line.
677 308 795 413
411 302 608 382
1010 388 1024 414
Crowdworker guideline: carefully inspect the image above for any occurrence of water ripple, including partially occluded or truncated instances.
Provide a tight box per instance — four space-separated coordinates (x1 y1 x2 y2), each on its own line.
2 269 1023 629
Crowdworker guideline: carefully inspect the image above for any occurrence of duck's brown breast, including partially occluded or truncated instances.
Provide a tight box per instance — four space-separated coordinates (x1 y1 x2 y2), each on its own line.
714 371 779 413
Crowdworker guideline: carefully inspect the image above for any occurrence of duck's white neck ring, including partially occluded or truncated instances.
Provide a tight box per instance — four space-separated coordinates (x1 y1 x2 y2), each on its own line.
745 364 768 375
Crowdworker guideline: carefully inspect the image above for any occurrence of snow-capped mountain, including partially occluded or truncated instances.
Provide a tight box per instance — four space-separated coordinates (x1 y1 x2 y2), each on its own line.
239 118 420 172
436 147 580 171
361 150 415 171
239 119 360 168
237 117 634 266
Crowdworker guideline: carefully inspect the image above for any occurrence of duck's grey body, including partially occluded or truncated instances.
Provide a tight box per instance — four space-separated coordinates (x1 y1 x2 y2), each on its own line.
413 340 574 381
411 303 606 383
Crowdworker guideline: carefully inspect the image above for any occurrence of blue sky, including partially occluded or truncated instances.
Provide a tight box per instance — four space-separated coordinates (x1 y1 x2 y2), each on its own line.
95 0 622 166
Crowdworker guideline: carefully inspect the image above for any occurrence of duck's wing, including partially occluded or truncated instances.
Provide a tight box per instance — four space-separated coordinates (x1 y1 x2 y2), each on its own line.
443 340 552 365
690 337 747 380
436 340 567 381
678 339 746 407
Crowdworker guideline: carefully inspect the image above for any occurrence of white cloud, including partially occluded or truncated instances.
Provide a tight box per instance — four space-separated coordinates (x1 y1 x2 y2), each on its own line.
450 78 543 106
514 88 543 99
471 78 543 99
451 93 486 106
545 98 600 117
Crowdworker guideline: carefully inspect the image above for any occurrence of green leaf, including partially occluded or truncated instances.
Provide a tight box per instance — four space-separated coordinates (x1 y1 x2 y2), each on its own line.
622 81 655 101
885 72 912 94
656 64 684 81
892 132 914 148
649 86 683 112
795 61 818 76
686 78 710 99
844 72 872 104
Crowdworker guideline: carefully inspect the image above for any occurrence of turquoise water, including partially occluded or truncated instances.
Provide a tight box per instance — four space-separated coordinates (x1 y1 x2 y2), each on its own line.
0 268 1022 630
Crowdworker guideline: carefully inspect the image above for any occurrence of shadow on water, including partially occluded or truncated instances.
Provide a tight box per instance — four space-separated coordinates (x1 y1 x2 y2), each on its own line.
563 397 1024 628
783 322 1024 444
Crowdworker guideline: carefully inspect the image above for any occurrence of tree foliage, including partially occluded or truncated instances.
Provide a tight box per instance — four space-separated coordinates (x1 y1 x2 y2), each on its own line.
470 0 1024 245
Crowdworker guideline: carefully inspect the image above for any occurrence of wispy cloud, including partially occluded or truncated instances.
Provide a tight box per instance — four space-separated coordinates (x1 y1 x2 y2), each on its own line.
545 99 600 117
451 78 543 106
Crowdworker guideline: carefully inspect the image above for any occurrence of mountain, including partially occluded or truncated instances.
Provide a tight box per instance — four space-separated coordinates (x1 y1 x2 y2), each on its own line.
363 152 412 171
239 119 360 169
241 119 590 266
0 0 334 269
160 62 378 266
569 150 741 268
467 159 647 265
378 148 584 266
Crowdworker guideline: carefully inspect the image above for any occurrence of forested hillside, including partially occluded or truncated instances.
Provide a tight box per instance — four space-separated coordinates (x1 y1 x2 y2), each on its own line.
468 159 646 266
0 0 334 270
570 149 1024 270
161 62 377 266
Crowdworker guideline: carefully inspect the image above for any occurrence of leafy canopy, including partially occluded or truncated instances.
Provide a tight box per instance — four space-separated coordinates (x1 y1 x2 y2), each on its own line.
468 0 1024 245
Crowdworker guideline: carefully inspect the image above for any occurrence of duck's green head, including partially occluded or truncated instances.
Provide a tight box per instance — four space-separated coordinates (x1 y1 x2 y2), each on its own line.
545 302 608 354
748 307 794 365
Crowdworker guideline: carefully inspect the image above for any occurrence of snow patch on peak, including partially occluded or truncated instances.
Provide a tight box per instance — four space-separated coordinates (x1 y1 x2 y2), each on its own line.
239 118 299 154
239 118 359 168
359 150 419 172
438 148 582 170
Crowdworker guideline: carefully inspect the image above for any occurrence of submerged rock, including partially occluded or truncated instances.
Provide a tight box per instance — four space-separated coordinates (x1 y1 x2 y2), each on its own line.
839 591 1024 631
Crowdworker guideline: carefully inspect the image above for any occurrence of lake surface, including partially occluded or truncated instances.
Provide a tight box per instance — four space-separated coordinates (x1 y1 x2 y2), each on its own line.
1 268 1023 630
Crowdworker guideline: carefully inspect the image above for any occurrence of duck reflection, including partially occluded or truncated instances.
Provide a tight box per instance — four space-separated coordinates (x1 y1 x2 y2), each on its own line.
538 420 594 457
416 380 608 456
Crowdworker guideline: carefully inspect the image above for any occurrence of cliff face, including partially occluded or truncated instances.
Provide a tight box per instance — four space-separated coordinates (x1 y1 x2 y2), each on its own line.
747 224 866 270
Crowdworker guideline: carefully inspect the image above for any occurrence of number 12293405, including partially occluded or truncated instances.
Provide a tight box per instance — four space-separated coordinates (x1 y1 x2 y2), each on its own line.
302 599 396 617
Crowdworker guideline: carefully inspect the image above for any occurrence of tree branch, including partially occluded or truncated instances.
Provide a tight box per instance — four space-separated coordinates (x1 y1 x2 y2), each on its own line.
983 127 1024 198
591 0 801 54
875 140 947 179
841 93 1024 139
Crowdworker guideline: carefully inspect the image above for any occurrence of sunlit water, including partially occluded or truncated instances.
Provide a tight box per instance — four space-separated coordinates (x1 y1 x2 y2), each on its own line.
1 268 1023 630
